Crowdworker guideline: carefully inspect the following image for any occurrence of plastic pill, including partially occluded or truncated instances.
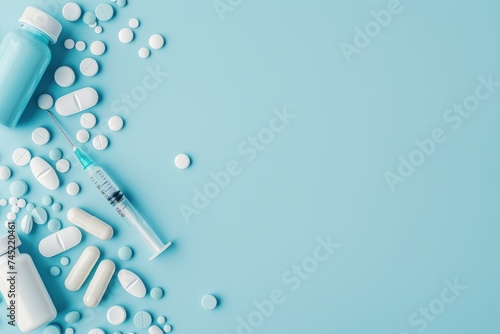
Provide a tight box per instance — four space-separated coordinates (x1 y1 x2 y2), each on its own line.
149 34 165 50
30 157 60 190
83 259 116 308
65 246 100 291
49 149 63 161
63 3 82 22
50 266 61 277
75 41 86 51
17 199 26 208
163 325 172 333
88 329 105 334
90 41 106 56
67 182 80 196
138 48 150 59
148 326 162 334
56 159 71 173
129 18 139 29
95 3 114 21
44 325 61 334
32 207 48 225
38 94 54 110
81 113 97 129
95 26 103 34
93 135 109 150
32 127 51 145
118 246 133 260
175 154 191 169
52 203 63 212
54 66 76 88
13 148 31 166
202 294 218 310
117 0 127 7
65 311 81 324
10 180 28 197
48 218 62 232
61 257 70 266
150 287 164 300
68 208 113 240
80 58 99 77
118 28 134 44
64 39 75 50
134 311 152 329
157 316 166 325
107 305 127 325
108 116 124 131
55 87 99 116
21 214 33 234
118 269 147 298
76 130 90 144
83 12 97 25
39 227 82 257
0 166 11 181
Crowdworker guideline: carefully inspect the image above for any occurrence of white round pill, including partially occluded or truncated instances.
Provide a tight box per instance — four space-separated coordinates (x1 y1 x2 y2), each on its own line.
0 199 6 207
149 34 165 50
7 212 16 221
80 58 99 77
95 26 103 34
138 47 150 59
118 28 134 44
11 205 19 214
81 113 97 129
32 127 51 146
90 41 106 56
148 326 162 334
63 2 82 22
66 182 80 196
8 197 17 206
108 116 124 131
88 329 105 334
17 199 26 208
12 148 31 166
107 305 127 325
163 324 172 333
93 135 109 151
76 129 90 143
201 294 218 310
175 154 191 169
37 94 54 110
129 18 140 28
89 22 98 29
64 39 75 50
75 41 86 51
0 166 11 181
54 66 76 88
56 159 71 173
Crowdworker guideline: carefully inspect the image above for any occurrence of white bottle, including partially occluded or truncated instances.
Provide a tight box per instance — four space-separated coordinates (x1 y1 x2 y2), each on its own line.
0 232 57 332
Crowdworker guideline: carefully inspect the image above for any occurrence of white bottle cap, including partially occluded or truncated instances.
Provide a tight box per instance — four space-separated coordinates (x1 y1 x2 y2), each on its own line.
0 232 22 256
19 7 62 44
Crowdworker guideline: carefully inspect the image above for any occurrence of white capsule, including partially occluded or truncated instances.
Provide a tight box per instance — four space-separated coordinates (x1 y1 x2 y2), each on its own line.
65 246 100 292
83 259 116 308
67 208 113 240
39 226 82 257
55 87 99 116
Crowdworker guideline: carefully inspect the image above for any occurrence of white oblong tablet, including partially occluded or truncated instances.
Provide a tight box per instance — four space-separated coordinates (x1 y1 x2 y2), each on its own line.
56 159 71 173
93 135 109 151
30 157 60 190
149 326 162 334
107 305 127 325
90 41 106 56
63 2 82 22
39 226 82 258
55 87 99 116
108 116 124 131
12 148 31 166
80 58 99 77
64 39 75 50
81 113 97 129
32 127 51 145
65 246 100 291
138 47 150 59
38 94 54 110
75 41 86 51
83 259 116 308
149 34 165 50
76 130 90 144
66 182 80 196
67 208 113 241
54 66 76 88
118 269 147 298
118 28 134 44
21 214 33 234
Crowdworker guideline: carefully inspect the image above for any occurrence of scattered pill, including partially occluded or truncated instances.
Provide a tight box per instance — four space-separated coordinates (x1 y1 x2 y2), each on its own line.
117 0 127 7
52 203 63 212
66 329 75 334
65 246 100 291
89 22 98 29
81 113 97 129
75 41 87 51
129 18 140 28
56 87 99 116
13 148 32 166
148 326 162 334
118 246 133 260
108 116 124 131
118 269 147 298
65 311 81 324
32 207 48 225
44 324 61 334
83 12 97 25
11 205 20 213
119 28 134 44
149 34 165 50
138 47 150 59
39 227 82 257
63 2 82 22
157 316 166 325
26 203 35 211
32 127 51 145
80 58 99 77
10 181 28 197
42 195 53 206
150 287 164 300
54 66 76 88
84 259 116 308
76 129 90 143
9 197 17 206
93 135 109 151
67 207 114 240
7 212 16 221
66 182 81 196
95 3 114 21
90 41 106 56
163 325 172 333
31 157 60 190
0 199 7 206
49 149 63 161
61 257 70 266
201 294 218 310
134 311 152 329
17 199 26 208
56 159 71 173
107 305 127 325
64 39 75 50
48 218 62 232
50 266 62 277
95 26 103 34
20 214 33 234
0 166 11 181
38 94 54 110
175 154 191 169
88 329 105 334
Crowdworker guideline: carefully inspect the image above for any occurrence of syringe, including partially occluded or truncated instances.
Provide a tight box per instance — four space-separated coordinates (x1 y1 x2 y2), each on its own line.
47 111 171 260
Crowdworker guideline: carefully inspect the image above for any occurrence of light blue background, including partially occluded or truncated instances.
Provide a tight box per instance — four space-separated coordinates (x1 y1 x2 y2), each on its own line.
0 0 499 333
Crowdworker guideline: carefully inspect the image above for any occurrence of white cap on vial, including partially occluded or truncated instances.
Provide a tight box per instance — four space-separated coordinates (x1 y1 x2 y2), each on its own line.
0 231 22 256
19 7 62 44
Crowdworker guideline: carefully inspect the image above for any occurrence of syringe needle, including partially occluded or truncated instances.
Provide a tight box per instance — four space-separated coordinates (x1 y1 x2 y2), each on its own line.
45 110 76 148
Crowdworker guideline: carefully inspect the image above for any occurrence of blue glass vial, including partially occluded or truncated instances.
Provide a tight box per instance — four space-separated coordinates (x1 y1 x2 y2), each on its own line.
0 7 61 128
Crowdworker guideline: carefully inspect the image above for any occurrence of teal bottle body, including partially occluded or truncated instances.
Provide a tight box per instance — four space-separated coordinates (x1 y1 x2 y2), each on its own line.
0 26 52 128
